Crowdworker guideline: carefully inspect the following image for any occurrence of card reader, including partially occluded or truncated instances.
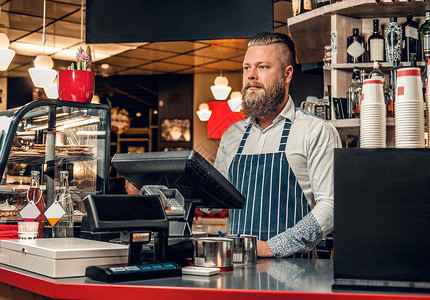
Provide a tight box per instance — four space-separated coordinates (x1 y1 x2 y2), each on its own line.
85 262 182 282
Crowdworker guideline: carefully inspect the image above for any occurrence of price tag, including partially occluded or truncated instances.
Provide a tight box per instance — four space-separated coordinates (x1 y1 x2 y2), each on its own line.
45 201 65 226
19 202 41 222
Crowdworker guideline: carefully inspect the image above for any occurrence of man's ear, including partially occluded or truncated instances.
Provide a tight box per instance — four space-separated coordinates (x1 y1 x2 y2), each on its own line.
284 65 294 84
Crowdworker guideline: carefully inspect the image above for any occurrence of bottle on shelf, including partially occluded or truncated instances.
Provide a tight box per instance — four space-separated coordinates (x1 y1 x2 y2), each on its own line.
347 67 362 118
420 11 430 62
385 17 403 66
292 0 312 16
426 59 430 139
369 61 394 117
347 28 366 63
368 19 385 62
369 61 384 80
28 170 45 238
401 14 419 63
52 171 74 238
316 0 330 7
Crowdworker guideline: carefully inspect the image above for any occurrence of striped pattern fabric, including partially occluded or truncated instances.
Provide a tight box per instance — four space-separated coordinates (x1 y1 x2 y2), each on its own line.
228 119 309 241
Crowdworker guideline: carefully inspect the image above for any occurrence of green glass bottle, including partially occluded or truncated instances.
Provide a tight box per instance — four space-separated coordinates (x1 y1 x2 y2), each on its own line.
420 11 430 62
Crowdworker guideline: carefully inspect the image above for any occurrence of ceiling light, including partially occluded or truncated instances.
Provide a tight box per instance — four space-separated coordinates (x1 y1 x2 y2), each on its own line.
210 76 231 100
91 94 100 104
44 78 58 99
0 33 16 71
28 0 57 88
101 63 110 69
196 103 212 121
227 91 243 112
28 55 57 88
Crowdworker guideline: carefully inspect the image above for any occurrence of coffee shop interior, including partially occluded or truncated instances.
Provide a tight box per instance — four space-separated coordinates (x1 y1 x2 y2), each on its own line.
1 0 430 299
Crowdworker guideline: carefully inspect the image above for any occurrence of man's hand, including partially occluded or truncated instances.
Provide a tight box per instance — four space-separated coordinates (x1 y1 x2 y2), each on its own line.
257 240 274 257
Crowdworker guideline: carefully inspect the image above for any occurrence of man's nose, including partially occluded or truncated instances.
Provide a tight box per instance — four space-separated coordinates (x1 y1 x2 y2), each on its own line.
247 68 257 80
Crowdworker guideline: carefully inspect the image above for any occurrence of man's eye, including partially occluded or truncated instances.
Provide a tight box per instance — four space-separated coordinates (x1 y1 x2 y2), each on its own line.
259 65 268 70
243 66 250 71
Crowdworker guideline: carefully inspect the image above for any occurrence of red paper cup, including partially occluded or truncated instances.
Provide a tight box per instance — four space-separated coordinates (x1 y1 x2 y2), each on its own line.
58 70 94 103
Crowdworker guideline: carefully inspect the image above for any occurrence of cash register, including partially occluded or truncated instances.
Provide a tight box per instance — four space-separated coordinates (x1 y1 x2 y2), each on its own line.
83 150 246 282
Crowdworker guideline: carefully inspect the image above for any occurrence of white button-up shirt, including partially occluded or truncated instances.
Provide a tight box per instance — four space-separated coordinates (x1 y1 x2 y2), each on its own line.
214 97 342 256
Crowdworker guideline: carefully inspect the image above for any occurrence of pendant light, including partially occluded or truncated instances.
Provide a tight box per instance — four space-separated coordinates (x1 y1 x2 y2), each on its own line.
227 91 243 112
211 75 232 100
28 0 57 88
211 45 231 100
43 24 58 99
0 33 15 71
196 103 212 121
44 78 58 99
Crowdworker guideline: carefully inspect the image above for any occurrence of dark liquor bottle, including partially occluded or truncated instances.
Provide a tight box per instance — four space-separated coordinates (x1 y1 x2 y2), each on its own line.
316 0 330 7
368 19 384 62
401 14 419 62
420 11 430 62
385 17 402 65
28 171 45 238
347 67 362 118
347 28 366 63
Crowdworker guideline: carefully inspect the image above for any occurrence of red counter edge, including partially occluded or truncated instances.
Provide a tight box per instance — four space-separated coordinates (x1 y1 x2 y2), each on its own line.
1 267 430 300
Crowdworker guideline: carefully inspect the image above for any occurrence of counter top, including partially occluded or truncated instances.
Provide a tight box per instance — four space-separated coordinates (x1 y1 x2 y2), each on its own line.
1 259 430 300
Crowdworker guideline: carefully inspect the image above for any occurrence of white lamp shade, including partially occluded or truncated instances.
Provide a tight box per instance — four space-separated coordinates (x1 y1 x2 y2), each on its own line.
91 94 101 103
0 48 15 71
228 98 242 112
34 55 54 69
28 68 57 88
44 81 58 99
199 103 210 110
0 33 10 49
211 75 231 100
211 85 232 100
196 109 212 121
227 91 242 112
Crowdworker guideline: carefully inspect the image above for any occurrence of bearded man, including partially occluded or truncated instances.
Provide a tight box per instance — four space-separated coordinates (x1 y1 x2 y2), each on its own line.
214 32 341 258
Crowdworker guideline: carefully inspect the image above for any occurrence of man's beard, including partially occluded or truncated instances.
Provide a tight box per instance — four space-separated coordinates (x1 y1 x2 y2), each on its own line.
242 78 286 119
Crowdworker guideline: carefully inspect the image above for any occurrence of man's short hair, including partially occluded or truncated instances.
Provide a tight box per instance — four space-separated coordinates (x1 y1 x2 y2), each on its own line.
247 32 296 68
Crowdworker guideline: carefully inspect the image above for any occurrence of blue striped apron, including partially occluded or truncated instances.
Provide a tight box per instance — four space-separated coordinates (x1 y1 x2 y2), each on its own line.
228 118 310 241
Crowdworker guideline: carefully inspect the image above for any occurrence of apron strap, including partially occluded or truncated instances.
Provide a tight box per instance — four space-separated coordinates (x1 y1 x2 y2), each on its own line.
278 119 292 152
236 125 252 155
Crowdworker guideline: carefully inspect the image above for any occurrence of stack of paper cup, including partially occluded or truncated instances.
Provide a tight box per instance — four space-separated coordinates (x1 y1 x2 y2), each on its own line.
395 67 425 148
360 79 386 148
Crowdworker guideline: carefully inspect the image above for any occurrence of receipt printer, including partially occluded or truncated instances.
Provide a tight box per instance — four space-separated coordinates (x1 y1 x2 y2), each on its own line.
83 194 169 264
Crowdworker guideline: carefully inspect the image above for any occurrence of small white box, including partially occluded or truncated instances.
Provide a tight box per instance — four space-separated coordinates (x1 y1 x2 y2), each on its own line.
0 238 129 278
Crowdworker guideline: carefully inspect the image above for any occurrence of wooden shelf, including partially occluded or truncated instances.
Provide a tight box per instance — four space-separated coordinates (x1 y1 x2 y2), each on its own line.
324 61 425 71
331 117 395 142
288 0 430 64
331 117 394 128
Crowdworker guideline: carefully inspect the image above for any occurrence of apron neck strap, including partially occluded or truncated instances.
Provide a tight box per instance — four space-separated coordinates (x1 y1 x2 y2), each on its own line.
278 119 292 152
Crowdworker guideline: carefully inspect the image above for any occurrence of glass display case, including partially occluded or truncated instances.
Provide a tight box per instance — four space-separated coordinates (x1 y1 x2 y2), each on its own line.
0 100 110 222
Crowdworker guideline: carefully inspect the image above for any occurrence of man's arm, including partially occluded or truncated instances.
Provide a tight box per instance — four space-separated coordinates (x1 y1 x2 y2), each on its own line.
214 136 229 179
266 121 341 257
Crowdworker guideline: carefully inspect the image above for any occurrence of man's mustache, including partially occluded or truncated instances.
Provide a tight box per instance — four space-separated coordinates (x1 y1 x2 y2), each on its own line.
244 81 265 90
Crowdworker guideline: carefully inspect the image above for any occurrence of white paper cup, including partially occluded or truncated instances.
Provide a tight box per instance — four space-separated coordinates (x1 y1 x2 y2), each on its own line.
396 68 423 102
18 231 38 239
17 222 39 239
361 79 385 105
